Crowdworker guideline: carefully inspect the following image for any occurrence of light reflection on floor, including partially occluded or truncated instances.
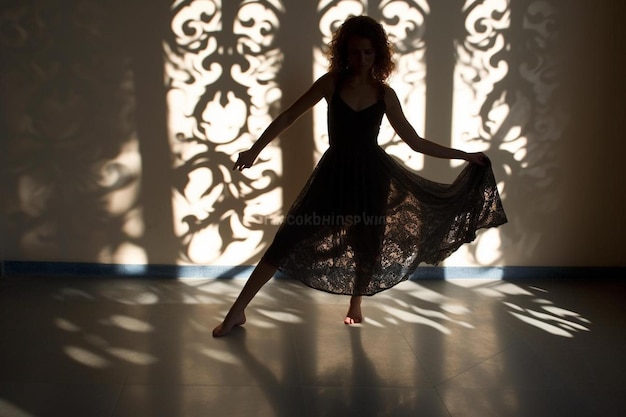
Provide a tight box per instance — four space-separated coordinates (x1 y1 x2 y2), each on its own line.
0 276 624 417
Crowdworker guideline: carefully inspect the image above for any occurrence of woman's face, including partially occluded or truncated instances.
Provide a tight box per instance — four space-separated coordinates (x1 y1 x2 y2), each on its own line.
346 36 375 74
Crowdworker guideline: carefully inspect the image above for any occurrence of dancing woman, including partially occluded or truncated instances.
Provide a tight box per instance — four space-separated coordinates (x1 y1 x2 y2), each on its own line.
213 16 507 337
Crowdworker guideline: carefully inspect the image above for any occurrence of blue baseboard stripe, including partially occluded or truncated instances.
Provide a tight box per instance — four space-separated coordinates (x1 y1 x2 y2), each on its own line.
2 261 624 280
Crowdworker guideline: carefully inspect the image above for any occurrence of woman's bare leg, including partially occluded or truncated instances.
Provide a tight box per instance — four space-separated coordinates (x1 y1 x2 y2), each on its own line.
344 295 363 324
213 259 277 337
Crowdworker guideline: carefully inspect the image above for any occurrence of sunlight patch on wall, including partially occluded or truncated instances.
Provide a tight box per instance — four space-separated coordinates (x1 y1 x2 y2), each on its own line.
1 0 142 264
445 0 511 268
451 0 511 167
159 0 569 270
314 1 428 170
313 1 362 162
453 0 567 266
94 136 145 264
164 0 285 266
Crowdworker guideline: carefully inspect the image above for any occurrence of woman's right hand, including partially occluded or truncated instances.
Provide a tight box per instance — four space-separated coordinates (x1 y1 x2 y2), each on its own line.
233 149 259 171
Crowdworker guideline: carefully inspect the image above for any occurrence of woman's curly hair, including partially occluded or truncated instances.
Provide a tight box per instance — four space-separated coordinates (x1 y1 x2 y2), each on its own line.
327 15 395 83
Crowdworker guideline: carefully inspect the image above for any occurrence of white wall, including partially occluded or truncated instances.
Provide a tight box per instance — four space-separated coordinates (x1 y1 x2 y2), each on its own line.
1 0 624 270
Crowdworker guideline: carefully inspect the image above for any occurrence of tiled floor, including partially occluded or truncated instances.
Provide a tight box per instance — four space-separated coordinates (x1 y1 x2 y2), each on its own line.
0 276 624 417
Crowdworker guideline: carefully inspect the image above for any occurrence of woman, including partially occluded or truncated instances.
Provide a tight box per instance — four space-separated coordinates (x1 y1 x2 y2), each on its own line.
213 16 507 337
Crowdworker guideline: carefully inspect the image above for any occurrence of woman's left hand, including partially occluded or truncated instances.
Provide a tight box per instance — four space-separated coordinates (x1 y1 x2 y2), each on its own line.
465 152 489 166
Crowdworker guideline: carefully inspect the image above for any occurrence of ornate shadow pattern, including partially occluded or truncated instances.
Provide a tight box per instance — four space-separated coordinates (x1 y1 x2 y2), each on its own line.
0 0 566 269
163 0 285 265
314 0 566 267
0 0 142 263
453 0 567 264
314 0 429 171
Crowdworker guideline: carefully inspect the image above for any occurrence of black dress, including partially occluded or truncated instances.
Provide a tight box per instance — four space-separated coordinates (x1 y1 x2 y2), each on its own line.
263 89 507 295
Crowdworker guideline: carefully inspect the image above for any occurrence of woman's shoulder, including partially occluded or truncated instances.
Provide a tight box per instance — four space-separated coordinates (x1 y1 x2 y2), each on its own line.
380 83 396 96
381 84 402 109
315 72 340 86
313 72 337 98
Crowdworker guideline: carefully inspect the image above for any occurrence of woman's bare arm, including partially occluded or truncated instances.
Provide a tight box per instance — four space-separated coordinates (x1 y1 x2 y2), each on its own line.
234 74 333 171
383 86 486 165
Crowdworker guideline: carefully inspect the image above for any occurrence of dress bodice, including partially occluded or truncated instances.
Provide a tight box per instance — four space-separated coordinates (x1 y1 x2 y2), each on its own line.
327 92 386 149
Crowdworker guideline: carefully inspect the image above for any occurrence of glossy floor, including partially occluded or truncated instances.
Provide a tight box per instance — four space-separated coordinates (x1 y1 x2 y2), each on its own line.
0 276 624 417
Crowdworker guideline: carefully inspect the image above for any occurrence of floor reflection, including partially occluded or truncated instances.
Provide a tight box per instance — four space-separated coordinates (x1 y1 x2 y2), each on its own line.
0 277 623 417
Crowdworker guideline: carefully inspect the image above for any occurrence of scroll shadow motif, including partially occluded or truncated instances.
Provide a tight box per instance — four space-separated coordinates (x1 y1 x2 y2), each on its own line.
457 0 567 263
314 0 428 170
170 133 279 263
164 0 285 265
374 0 429 169
0 0 142 262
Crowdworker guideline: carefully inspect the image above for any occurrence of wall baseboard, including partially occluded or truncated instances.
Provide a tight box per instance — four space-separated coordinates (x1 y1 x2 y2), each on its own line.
2 261 623 280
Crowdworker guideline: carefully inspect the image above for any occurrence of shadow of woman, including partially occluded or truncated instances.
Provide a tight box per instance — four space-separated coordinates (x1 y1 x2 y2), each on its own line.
222 328 304 417
306 327 386 417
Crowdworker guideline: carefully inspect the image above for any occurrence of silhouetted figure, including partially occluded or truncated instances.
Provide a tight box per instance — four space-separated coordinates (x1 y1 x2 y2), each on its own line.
213 16 507 337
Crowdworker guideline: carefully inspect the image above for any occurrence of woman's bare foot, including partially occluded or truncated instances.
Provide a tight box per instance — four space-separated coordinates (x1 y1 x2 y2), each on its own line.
344 296 363 325
213 311 247 337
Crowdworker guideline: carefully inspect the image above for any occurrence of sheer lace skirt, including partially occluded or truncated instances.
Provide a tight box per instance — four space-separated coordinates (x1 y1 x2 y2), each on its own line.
263 148 507 295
